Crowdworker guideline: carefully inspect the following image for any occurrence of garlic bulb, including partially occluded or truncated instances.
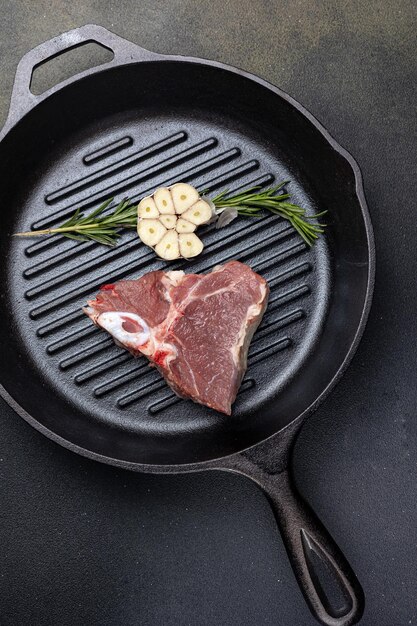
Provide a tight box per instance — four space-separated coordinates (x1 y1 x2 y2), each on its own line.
137 183 211 260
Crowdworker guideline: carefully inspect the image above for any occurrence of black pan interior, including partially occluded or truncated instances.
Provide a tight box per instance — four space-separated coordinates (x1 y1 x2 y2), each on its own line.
0 61 371 464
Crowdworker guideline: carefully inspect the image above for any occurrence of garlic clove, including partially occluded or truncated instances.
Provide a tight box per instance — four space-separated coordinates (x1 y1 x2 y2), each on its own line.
201 195 219 224
155 230 180 260
176 218 196 233
181 200 212 226
159 214 177 229
178 233 204 258
154 187 175 214
170 183 199 214
138 196 159 219
215 206 239 229
137 219 167 247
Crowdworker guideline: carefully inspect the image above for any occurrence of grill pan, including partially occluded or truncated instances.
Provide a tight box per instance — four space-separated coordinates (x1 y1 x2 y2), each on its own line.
0 25 375 626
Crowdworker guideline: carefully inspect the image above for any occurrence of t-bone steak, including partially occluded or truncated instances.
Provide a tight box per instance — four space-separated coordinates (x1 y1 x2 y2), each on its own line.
84 261 269 414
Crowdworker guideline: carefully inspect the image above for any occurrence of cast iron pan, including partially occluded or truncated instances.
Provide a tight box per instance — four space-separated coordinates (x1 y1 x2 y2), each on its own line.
0 25 375 626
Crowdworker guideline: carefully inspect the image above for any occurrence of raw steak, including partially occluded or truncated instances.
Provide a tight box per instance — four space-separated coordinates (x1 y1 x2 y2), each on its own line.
84 261 269 414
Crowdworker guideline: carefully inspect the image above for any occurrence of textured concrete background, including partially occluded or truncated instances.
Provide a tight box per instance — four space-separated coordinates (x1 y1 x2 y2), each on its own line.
0 2 416 625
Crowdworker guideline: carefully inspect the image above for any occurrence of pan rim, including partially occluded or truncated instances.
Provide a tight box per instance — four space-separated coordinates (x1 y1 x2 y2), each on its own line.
0 52 375 471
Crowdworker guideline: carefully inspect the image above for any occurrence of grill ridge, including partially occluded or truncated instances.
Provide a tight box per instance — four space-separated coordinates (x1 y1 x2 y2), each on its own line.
25 238 143 300
268 284 310 308
148 378 256 415
46 131 188 204
59 337 113 370
30 224 303 320
37 310 85 337
83 135 134 166
74 353 132 385
94 362 151 398
35 136 219 228
46 326 98 355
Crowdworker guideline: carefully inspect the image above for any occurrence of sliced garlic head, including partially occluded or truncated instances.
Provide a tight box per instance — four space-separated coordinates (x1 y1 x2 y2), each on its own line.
138 196 159 219
137 219 167 247
137 182 220 260
170 183 199 214
179 233 204 258
154 187 175 214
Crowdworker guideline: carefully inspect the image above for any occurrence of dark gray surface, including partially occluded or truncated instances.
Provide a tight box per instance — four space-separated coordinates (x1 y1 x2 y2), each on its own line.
0 2 416 625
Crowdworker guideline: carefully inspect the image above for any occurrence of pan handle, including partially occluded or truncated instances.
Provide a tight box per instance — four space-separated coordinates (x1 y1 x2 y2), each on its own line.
219 453 364 626
2 24 161 132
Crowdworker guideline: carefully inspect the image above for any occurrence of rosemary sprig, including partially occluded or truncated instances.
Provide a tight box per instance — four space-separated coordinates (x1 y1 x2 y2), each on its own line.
15 197 137 246
212 183 326 246
14 182 325 247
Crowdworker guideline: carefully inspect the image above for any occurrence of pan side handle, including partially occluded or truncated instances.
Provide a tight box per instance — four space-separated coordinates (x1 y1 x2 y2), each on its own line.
217 446 364 626
2 24 162 135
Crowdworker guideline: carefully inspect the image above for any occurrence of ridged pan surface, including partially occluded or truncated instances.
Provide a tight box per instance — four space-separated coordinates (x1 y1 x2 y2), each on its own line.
0 62 371 464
